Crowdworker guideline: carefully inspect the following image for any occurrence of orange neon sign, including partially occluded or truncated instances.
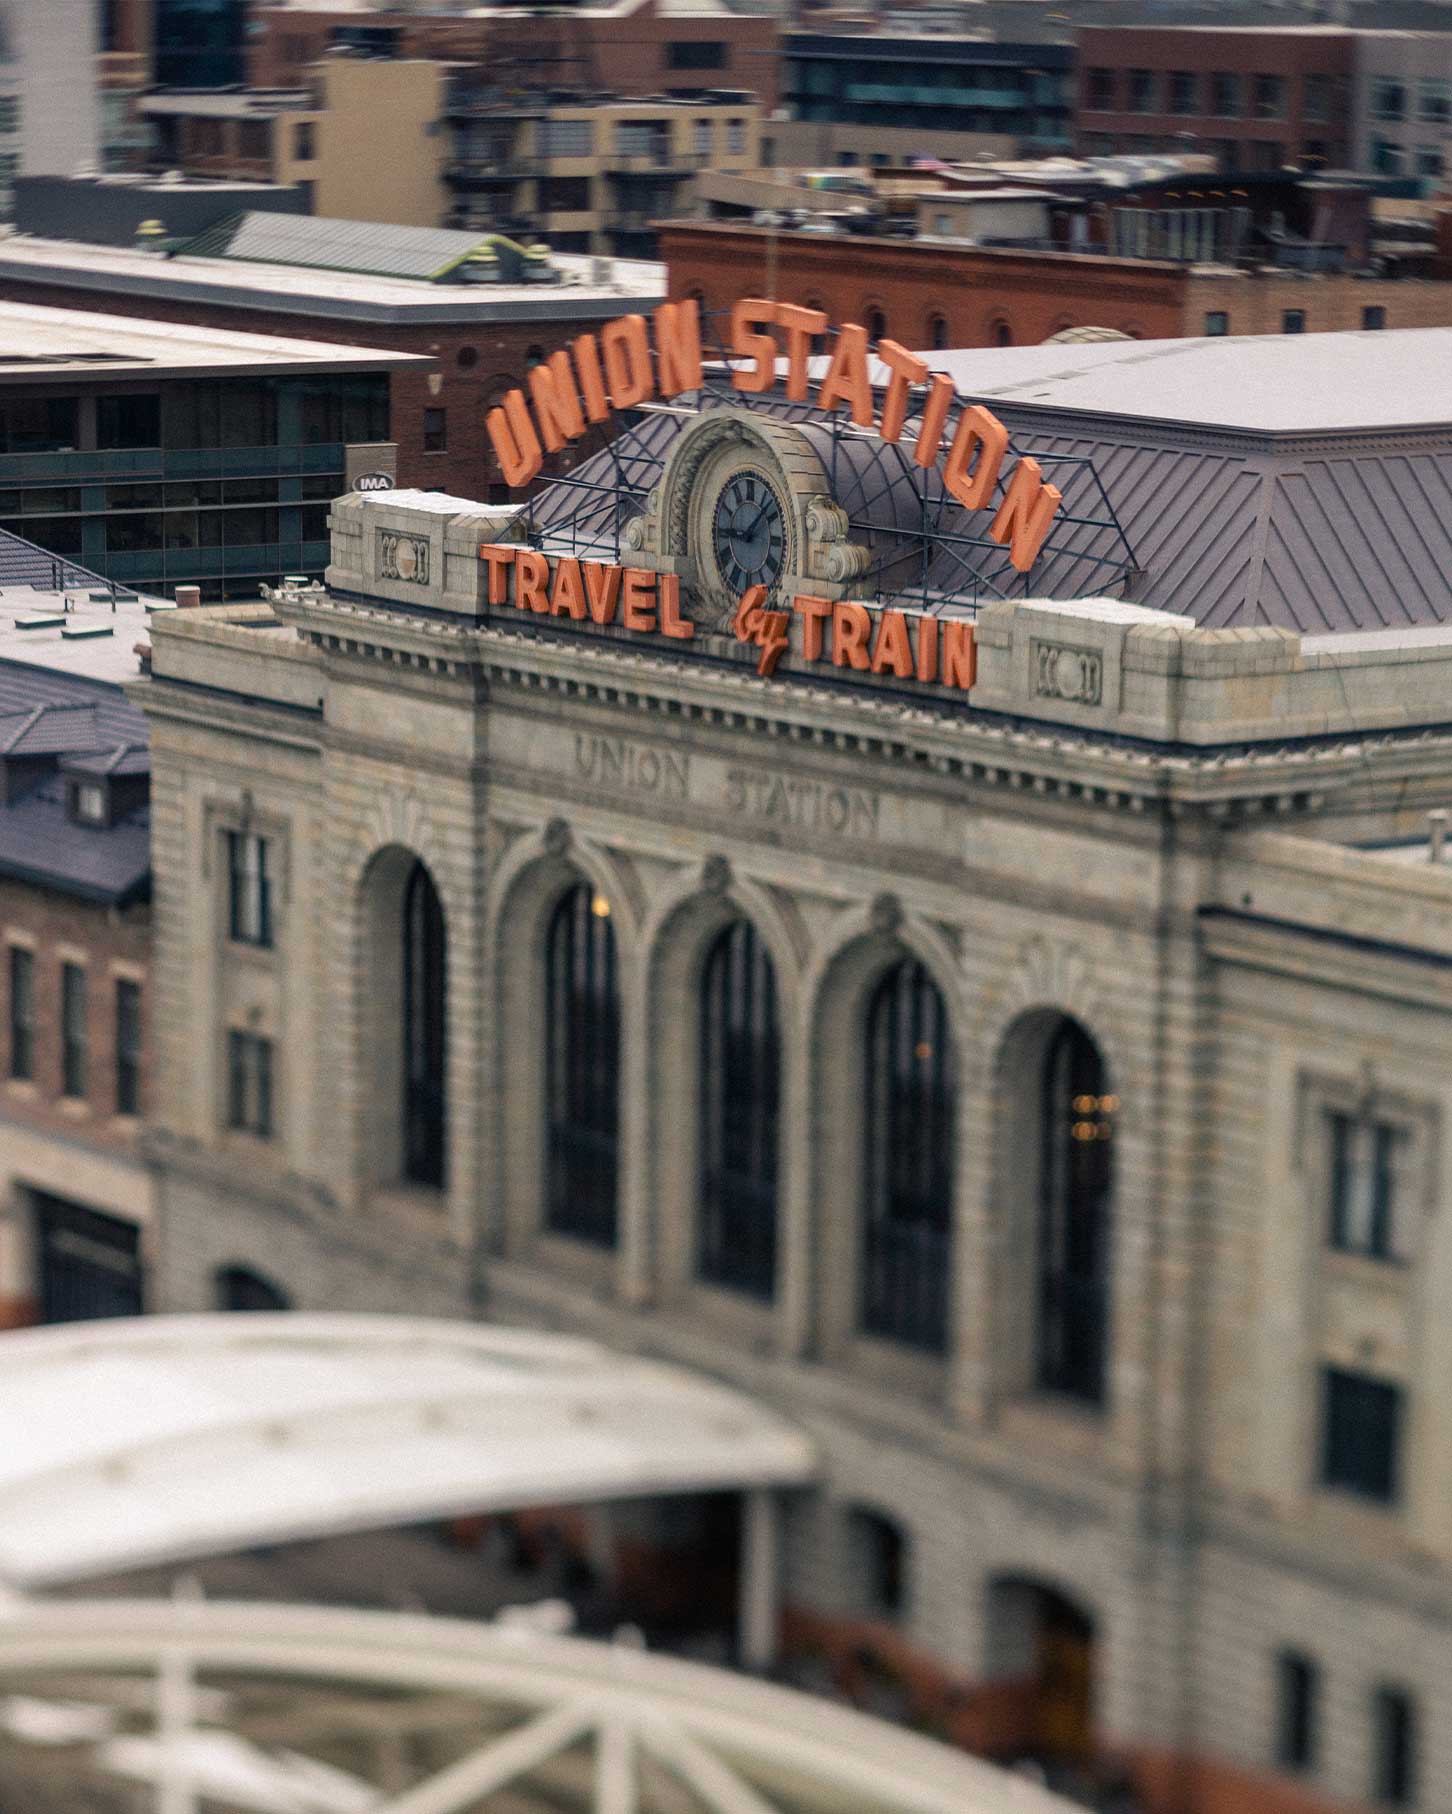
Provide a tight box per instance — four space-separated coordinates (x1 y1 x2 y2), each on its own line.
479 545 977 689
485 298 1062 573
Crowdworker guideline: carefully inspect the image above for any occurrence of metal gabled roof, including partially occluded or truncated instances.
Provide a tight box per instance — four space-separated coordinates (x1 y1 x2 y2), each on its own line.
181 211 511 283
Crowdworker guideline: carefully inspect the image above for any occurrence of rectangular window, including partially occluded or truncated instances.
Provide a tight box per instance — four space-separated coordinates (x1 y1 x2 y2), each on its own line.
1204 310 1229 336
1363 305 1387 330
61 962 87 1099
1373 1686 1416 1807
1282 309 1305 334
693 117 712 156
1373 78 1407 122
293 119 315 160
226 830 272 948
1253 73 1285 119
536 117 593 157
1168 71 1198 115
1275 1651 1317 1771
96 393 161 450
0 95 19 135
1086 67 1115 111
1419 78 1451 124
726 118 746 155
666 39 725 70
227 1029 274 1138
1329 1111 1402 1258
423 407 447 453
1127 68 1156 113
1415 145 1443 177
1321 1367 1402 1504
8 945 33 1080
1210 72 1241 118
115 977 141 1117
1303 73 1331 125
1373 137 1405 176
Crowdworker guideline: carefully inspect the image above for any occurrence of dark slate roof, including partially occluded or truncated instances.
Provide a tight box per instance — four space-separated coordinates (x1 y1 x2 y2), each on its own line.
0 529 131 596
0 776 149 905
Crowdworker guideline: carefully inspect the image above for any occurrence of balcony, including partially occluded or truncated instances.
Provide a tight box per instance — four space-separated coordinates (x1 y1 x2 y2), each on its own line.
605 149 695 176
446 156 539 187
0 444 347 485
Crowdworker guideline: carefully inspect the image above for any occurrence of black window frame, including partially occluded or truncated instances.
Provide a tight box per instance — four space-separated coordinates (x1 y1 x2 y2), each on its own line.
1362 305 1387 331
1320 1366 1402 1505
1372 1684 1416 1807
61 961 87 1099
8 943 33 1081
1275 1649 1318 1772
1328 1110 1401 1261
226 829 272 948
1204 310 1229 336
847 1505 907 1619
860 958 953 1354
1282 309 1306 334
697 918 780 1299
403 861 447 1189
226 1028 274 1139
114 976 141 1118
544 881 620 1246
423 407 448 453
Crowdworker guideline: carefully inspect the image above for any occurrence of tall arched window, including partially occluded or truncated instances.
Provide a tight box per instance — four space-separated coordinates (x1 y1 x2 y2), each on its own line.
697 919 779 1298
1037 1018 1114 1403
861 958 953 1352
993 319 1013 347
866 306 888 342
403 861 446 1189
545 882 620 1246
928 312 949 351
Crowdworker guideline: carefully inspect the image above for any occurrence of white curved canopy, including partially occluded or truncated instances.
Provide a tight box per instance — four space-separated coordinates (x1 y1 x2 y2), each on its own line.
0 1597 1078 1814
0 1315 817 1589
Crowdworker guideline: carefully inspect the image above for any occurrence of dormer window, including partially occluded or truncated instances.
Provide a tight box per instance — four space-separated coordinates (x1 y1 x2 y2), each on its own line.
72 781 106 827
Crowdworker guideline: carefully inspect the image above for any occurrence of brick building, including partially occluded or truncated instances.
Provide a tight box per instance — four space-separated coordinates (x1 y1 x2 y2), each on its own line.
0 224 665 507
661 218 1452 348
0 536 156 1332
248 0 781 112
1074 25 1357 172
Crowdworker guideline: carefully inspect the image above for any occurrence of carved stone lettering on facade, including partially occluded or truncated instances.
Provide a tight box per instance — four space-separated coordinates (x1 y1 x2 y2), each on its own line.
574 734 690 800
1034 640 1103 705
724 766 880 839
379 530 430 585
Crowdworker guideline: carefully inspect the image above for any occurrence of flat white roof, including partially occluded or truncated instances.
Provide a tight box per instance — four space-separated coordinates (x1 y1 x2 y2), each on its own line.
0 583 163 685
0 298 423 381
0 1315 817 1589
0 236 667 325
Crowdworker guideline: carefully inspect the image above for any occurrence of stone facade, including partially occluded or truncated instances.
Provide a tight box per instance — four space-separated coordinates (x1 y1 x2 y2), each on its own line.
137 488 1452 1814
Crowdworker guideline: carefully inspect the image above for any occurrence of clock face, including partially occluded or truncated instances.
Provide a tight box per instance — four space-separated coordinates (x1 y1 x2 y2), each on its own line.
710 470 787 596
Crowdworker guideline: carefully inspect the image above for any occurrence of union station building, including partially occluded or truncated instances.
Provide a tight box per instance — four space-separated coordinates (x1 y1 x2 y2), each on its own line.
135 324 1452 1814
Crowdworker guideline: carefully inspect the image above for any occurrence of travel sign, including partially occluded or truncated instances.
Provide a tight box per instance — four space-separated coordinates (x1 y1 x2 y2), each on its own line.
486 297 1063 574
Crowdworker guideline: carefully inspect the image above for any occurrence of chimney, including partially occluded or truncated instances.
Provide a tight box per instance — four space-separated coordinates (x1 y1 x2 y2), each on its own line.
1430 809 1447 864
174 585 202 609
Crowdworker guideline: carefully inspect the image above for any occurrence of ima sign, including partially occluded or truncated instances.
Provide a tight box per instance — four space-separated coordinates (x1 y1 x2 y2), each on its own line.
485 298 1062 573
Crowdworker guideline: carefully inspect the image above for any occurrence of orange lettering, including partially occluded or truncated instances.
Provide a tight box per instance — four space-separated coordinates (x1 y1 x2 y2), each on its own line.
527 350 584 452
942 619 977 690
816 323 874 428
572 333 610 424
659 573 694 639
831 600 872 669
915 613 938 684
479 543 516 606
622 567 657 632
654 298 703 398
601 315 654 409
776 302 827 403
516 549 550 613
990 457 1062 573
733 584 790 675
869 608 914 679
792 594 833 662
877 340 928 445
486 389 542 489
943 404 1008 513
583 562 621 625
730 298 777 394
912 373 955 469
550 557 586 619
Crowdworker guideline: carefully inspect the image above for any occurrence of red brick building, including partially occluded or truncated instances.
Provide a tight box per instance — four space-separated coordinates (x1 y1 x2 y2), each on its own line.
250 0 781 111
1074 25 1356 173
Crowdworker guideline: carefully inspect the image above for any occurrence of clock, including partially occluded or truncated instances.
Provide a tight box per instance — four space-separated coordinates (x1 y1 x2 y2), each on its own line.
710 469 787 597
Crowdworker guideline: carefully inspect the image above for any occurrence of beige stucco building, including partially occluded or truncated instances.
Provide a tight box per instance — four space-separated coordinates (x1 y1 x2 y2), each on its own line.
135 329 1452 1814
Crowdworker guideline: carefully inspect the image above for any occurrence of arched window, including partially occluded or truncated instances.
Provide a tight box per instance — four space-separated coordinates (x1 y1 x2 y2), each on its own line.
928 312 949 351
215 1265 290 1312
861 959 953 1352
991 319 1013 347
545 882 620 1246
866 306 887 342
403 861 446 1189
1037 1019 1114 1403
697 919 779 1298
